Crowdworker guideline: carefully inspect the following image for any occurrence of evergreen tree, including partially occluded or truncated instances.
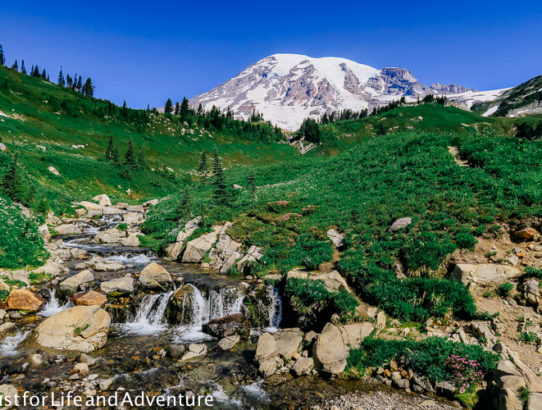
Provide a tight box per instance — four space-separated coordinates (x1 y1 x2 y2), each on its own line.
76 76 82 92
164 98 173 114
57 67 65 86
36 197 49 214
105 136 114 160
176 188 191 218
198 151 207 173
212 149 228 206
174 102 180 116
124 139 136 168
298 118 321 143
1 153 25 203
180 97 190 119
111 147 120 165
197 103 203 116
41 68 47 78
21 60 26 74
137 147 147 170
11 60 18 71
247 170 256 200
0 44 4 66
66 74 72 88
83 78 94 96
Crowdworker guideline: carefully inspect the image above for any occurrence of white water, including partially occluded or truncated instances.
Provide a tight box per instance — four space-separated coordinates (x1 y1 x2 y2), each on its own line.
119 292 173 336
240 380 271 403
211 383 243 408
173 285 245 343
106 253 156 266
40 289 71 317
0 331 30 357
264 286 282 333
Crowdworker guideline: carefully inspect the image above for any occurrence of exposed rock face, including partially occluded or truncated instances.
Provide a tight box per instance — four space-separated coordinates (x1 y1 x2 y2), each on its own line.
202 313 248 338
59 270 94 295
55 224 83 235
274 328 303 360
79 201 104 218
327 228 346 248
72 291 107 308
287 269 351 293
254 329 304 376
6 289 45 312
182 225 224 263
123 212 144 225
100 276 134 294
236 245 263 273
190 54 481 131
92 194 111 207
139 263 172 288
451 264 522 284
166 284 195 324
313 323 348 374
166 217 202 260
35 306 111 352
209 228 242 273
95 228 124 244
292 357 314 376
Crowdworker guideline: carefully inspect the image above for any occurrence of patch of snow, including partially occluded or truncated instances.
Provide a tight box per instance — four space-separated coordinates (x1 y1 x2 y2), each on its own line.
482 105 499 117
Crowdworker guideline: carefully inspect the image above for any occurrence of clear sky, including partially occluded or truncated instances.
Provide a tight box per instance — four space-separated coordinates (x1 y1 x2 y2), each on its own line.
1 0 541 108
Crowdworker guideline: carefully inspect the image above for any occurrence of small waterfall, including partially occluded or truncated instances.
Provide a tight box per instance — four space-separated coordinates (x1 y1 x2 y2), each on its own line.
173 285 245 343
120 291 173 336
0 331 30 357
106 253 156 266
40 289 71 317
265 286 282 332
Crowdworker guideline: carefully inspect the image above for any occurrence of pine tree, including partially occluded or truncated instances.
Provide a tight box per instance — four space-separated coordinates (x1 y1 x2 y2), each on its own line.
176 188 191 218
164 98 173 114
0 44 4 66
137 147 147 170
37 197 49 214
83 78 94 97
212 149 228 206
21 60 26 74
1 153 25 203
66 74 72 88
174 102 180 116
57 68 65 86
11 60 17 71
124 139 136 168
105 136 114 160
76 76 82 92
198 151 207 173
247 170 256 200
111 147 120 165
197 103 203 116
180 97 190 119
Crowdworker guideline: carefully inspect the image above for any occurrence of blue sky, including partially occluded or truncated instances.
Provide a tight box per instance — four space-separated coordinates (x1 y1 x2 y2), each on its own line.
1 0 541 108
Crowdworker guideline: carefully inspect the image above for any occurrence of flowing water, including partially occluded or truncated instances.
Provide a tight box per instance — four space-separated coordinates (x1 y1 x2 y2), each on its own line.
119 291 174 336
0 330 30 357
39 289 71 317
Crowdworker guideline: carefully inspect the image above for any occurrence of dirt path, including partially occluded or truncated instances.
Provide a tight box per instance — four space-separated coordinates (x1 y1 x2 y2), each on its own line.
447 146 469 167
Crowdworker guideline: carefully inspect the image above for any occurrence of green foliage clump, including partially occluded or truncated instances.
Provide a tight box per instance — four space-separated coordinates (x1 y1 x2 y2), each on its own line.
0 196 48 268
0 289 9 300
524 266 542 279
347 337 499 383
116 223 128 231
498 282 514 297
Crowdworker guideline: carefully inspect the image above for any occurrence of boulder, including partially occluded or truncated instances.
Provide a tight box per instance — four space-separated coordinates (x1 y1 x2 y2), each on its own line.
100 276 134 294
73 362 89 377
143 199 159 208
292 357 314 376
451 264 522 284
287 269 351 293
72 291 107 308
237 245 264 273
59 270 94 294
255 332 278 361
139 263 172 288
34 261 64 276
313 323 348 374
389 217 412 232
527 393 542 410
218 335 240 351
166 284 196 324
55 224 83 235
93 262 125 272
0 384 18 409
273 328 303 360
79 201 104 218
339 322 374 348
209 232 242 274
182 226 223 263
95 228 124 244
165 216 202 260
327 228 346 248
48 166 60 176
259 357 283 377
202 313 247 338
513 228 537 240
92 194 111 207
0 322 16 334
6 289 45 312
376 311 386 330
181 343 208 361
123 212 144 225
120 233 140 247
166 344 186 359
35 306 111 352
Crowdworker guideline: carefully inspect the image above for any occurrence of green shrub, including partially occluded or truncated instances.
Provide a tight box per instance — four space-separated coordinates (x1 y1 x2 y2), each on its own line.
347 337 499 383
401 231 457 271
519 331 539 344
455 229 478 250
498 282 514 297
524 267 542 279
333 289 359 315
294 234 333 271
116 223 128 231
518 386 531 406
0 289 9 300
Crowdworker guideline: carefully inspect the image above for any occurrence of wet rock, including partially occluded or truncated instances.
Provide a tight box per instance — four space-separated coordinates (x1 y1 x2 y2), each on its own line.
313 323 348 374
72 291 107 308
218 334 240 351
327 228 346 248
78 353 97 366
166 284 195 324
59 270 94 295
73 362 89 377
166 344 186 359
202 313 248 338
28 353 45 368
292 357 314 376
274 328 303 360
182 225 223 263
139 262 173 289
123 212 144 225
451 263 522 284
92 194 111 207
259 357 283 377
181 343 208 361
94 261 125 272
0 322 16 334
389 217 412 232
96 228 124 244
513 228 537 240
35 306 111 352
100 276 134 294
120 233 140 247
6 289 45 312
99 377 115 391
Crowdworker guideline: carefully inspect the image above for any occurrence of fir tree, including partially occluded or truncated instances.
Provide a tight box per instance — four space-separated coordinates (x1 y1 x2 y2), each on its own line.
180 97 190 119
83 78 94 96
57 67 66 87
137 147 147 170
124 139 136 168
76 76 82 92
197 103 203 116
0 44 4 66
21 60 26 74
164 98 173 114
1 153 25 203
212 149 228 206
11 60 17 71
111 147 120 166
247 170 256 200
176 188 191 218
37 197 49 214
198 151 207 173
105 136 114 160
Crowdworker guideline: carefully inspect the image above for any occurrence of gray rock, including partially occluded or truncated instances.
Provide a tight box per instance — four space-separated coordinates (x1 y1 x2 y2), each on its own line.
314 323 348 374
451 263 521 284
389 217 412 232
292 357 314 376
327 228 346 248
167 344 186 359
218 335 240 351
100 276 134 294
60 270 94 294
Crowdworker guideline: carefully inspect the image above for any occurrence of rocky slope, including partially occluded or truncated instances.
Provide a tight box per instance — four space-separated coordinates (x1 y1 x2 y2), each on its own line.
189 53 506 130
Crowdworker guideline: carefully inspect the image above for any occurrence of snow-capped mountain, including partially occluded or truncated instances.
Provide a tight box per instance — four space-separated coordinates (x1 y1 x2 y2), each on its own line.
190 54 506 130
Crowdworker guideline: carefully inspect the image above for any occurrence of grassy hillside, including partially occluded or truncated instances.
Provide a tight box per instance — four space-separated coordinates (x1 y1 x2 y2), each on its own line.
0 65 299 212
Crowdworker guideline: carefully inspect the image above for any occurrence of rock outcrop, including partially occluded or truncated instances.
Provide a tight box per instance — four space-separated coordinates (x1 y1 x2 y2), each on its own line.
59 270 94 295
6 289 45 312
451 264 522 284
165 217 201 260
100 276 134 294
139 262 172 289
182 225 224 263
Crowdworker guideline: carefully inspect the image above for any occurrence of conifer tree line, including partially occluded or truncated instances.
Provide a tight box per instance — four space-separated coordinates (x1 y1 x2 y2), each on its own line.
0 43 95 97
105 136 147 170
